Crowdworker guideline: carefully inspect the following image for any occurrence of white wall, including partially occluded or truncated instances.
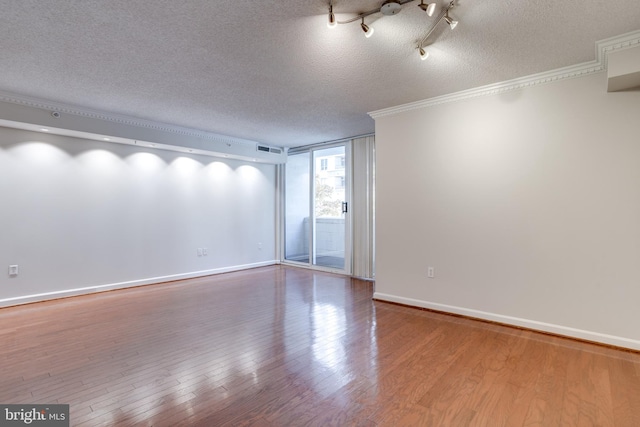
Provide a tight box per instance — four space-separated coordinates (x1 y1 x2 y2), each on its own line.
374 71 640 349
0 127 277 305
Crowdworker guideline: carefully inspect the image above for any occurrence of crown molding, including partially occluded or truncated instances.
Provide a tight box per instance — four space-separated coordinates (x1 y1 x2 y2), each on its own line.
597 29 640 68
0 90 266 150
369 29 640 119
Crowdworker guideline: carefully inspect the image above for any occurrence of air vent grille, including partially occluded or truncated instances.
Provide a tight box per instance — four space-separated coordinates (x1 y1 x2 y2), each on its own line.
257 144 283 155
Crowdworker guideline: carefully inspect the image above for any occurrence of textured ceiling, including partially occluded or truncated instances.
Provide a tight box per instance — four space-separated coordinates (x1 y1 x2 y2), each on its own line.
0 0 638 147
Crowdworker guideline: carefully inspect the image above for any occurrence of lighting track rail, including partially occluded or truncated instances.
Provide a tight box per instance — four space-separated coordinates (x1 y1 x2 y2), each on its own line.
328 0 459 61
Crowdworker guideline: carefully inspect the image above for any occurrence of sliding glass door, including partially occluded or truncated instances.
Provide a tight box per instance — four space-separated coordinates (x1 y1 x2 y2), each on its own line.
284 152 311 265
312 146 348 269
284 143 351 273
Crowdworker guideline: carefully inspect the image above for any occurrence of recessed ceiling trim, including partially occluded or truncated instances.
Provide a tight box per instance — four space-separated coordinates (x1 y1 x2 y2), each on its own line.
370 29 640 119
0 92 286 164
0 96 287 163
0 89 282 153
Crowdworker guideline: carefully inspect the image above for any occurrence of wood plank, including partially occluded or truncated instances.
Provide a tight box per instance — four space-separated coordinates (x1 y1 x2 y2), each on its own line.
0 265 638 426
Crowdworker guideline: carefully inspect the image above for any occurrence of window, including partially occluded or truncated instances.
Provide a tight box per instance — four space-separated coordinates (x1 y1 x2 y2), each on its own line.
320 158 328 171
337 156 346 169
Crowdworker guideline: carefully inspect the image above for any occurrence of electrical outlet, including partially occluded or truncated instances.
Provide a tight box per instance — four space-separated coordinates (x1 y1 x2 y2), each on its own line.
203 247 208 256
197 248 203 256
9 265 19 277
258 242 262 250
427 267 435 278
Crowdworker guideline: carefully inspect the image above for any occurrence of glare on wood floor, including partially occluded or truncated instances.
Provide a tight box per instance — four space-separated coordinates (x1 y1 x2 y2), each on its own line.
0 265 639 426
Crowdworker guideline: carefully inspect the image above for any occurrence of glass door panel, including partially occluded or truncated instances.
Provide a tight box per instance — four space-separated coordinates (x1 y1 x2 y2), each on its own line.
284 152 310 264
313 146 346 269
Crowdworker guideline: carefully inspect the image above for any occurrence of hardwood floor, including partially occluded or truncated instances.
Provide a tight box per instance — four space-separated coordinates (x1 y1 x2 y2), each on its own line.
1 265 639 426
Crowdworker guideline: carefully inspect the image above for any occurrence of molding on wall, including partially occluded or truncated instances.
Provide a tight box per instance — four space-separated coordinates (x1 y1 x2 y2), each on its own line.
369 29 640 119
0 89 265 150
598 29 640 69
373 292 640 352
0 261 278 309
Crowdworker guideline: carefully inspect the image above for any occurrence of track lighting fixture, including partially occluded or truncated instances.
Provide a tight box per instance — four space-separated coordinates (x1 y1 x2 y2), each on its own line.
327 0 459 62
328 4 337 28
444 11 458 29
418 1 436 17
361 18 374 38
414 2 458 60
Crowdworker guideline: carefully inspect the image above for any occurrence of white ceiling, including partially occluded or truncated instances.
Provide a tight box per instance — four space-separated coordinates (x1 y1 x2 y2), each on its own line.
0 0 638 148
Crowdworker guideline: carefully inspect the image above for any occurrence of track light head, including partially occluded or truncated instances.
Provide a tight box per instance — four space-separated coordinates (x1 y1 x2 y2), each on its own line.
418 1 437 17
361 19 374 38
419 47 429 60
328 4 337 28
444 12 458 30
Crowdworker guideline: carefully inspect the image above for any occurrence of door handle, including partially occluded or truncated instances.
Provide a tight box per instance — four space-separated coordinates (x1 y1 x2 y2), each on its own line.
342 202 348 214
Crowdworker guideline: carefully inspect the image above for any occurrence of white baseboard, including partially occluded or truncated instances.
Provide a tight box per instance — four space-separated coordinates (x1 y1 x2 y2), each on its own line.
373 292 640 352
0 260 278 308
